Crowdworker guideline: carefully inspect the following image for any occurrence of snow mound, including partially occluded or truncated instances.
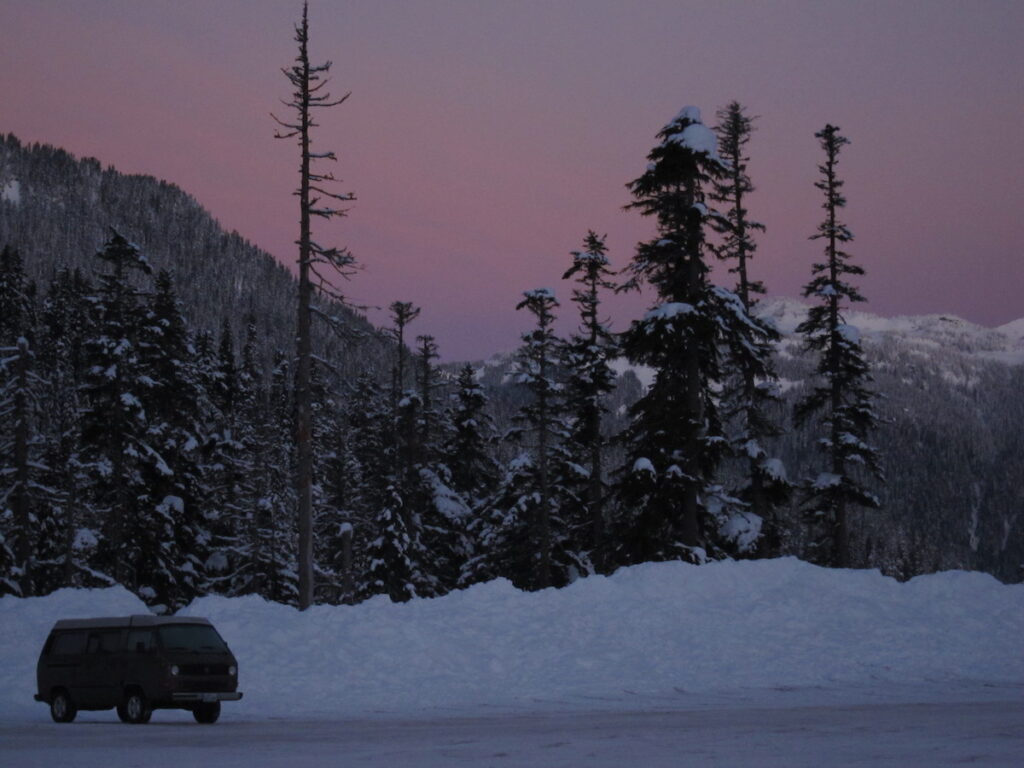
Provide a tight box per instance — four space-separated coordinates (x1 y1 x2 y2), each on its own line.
2 559 1021 719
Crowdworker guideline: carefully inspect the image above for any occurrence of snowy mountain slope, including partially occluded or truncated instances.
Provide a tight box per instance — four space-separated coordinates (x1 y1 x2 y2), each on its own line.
2 559 1021 720
762 296 1024 365
0 133 391 378
467 298 1024 583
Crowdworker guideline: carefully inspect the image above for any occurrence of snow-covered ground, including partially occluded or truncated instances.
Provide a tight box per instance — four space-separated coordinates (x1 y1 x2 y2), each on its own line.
2 559 1022 765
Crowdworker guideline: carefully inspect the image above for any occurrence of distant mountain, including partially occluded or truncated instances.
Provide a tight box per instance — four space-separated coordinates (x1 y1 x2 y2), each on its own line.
0 133 390 379
763 297 1022 581
473 297 1024 583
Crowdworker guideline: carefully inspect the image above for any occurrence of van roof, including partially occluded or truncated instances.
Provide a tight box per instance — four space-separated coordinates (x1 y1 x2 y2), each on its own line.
52 616 213 631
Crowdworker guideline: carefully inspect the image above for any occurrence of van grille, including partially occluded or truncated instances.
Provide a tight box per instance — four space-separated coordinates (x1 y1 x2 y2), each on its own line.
180 664 230 676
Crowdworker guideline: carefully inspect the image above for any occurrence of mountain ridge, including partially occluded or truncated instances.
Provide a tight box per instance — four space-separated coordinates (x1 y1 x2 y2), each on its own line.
0 132 389 378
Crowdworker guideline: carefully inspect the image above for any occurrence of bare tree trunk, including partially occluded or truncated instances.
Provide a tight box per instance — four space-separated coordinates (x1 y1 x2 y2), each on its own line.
537 366 551 589
276 2 354 609
294 12 315 611
13 338 33 596
340 524 353 604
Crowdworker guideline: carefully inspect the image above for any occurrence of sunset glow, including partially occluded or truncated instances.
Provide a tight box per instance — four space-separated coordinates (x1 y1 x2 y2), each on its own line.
2 0 1021 359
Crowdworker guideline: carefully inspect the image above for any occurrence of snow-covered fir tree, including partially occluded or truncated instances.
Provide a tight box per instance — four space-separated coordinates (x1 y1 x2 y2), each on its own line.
613 105 774 565
407 334 470 596
710 102 791 556
794 124 882 568
79 232 156 596
248 349 298 604
354 373 423 603
137 269 205 607
444 364 499 507
469 289 583 590
0 245 44 595
35 268 94 591
561 231 618 571
212 314 264 596
389 301 420 411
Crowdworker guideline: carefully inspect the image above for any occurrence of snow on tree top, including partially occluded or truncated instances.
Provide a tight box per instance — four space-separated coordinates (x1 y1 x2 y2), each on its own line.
644 302 696 322
672 105 703 124
669 123 721 157
523 288 555 300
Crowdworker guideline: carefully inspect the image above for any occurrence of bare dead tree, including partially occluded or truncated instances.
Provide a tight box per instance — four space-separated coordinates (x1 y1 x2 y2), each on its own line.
273 1 356 610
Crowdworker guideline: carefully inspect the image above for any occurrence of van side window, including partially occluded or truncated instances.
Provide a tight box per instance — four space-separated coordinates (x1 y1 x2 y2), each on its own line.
50 632 87 655
127 630 154 652
86 631 121 654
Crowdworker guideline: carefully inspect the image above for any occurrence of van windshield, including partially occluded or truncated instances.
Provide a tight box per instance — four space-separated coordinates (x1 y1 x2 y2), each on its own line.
158 625 228 653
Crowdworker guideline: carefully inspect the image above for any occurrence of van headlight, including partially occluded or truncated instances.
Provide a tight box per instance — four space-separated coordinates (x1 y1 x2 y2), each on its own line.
169 665 180 676
228 665 237 676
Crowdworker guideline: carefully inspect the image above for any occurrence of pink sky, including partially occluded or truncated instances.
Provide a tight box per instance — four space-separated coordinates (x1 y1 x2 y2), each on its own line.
2 0 1022 360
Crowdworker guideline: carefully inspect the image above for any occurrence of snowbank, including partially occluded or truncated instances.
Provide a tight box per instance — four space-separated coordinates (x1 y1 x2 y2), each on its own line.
2 559 1021 718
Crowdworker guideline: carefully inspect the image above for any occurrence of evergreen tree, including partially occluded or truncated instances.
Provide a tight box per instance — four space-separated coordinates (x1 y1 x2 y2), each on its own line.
390 303 422 481
349 373 421 602
794 124 882 567
225 314 267 596
79 231 154 596
409 334 470 596
138 270 205 607
710 102 791 556
202 316 245 594
389 301 420 411
0 245 43 595
614 106 773 564
561 231 617 570
414 335 443 462
0 337 36 595
250 350 299 604
461 452 538 587
37 269 94 590
490 289 582 589
445 364 499 504
316 376 361 604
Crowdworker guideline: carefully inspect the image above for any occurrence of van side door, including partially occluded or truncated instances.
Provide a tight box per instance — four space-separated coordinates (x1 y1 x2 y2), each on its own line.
80 630 122 707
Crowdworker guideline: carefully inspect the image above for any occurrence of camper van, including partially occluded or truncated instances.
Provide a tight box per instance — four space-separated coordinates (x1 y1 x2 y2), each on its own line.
35 615 242 724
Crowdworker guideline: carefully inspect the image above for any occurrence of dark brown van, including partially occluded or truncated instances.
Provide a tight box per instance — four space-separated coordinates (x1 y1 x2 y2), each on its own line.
35 615 242 724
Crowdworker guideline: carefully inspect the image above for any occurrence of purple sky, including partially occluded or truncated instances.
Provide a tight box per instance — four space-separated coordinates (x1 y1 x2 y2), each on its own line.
2 0 1022 360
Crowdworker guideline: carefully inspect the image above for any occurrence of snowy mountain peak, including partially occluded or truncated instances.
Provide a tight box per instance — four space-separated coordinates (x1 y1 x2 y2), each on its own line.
757 297 1024 364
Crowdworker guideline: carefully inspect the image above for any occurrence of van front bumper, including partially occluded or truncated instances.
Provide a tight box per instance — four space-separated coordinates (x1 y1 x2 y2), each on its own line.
171 692 243 703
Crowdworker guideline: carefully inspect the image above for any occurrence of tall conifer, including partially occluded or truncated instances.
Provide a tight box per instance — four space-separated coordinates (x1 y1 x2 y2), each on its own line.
561 232 617 570
615 106 774 564
794 124 882 567
711 102 790 555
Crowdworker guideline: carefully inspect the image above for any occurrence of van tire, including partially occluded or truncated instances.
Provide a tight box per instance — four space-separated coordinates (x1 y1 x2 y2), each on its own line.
122 690 151 724
193 701 221 724
50 689 76 723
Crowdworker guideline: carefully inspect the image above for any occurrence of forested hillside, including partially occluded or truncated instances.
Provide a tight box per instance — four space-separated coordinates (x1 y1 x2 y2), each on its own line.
1 112 1021 617
0 134 390 380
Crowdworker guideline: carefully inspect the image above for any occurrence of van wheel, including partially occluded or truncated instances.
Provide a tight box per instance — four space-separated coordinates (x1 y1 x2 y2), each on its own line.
193 701 221 724
122 690 151 724
50 689 76 723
